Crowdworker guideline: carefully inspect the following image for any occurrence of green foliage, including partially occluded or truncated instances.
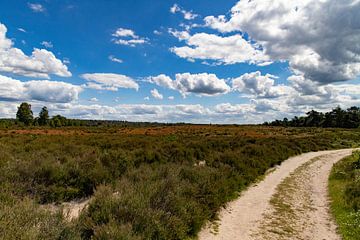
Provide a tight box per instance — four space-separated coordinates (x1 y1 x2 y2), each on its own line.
329 151 360 239
16 102 34 126
0 195 80 240
268 106 360 128
39 106 50 126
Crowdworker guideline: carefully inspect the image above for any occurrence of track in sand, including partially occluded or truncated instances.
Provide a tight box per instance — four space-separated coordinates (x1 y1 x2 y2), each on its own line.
199 149 356 240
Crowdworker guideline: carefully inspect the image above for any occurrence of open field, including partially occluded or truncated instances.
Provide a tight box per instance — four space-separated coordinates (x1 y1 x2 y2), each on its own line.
0 125 359 239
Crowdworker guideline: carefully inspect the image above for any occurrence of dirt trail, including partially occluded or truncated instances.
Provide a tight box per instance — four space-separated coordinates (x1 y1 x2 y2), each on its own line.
198 149 356 240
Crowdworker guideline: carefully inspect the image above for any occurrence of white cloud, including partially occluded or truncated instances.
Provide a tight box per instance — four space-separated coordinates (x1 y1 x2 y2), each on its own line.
168 29 190 41
175 104 209 115
63 58 70 65
214 103 255 115
0 74 82 103
168 96 174 100
232 71 291 98
150 72 231 97
284 75 360 110
170 4 198 20
170 4 180 14
0 23 71 78
112 28 148 47
90 97 99 102
112 28 137 38
25 81 81 103
81 73 139 91
171 33 269 65
17 28 26 33
41 41 53 48
150 74 174 89
204 0 360 84
153 30 162 35
108 55 123 63
114 39 146 47
151 88 163 100
28 3 45 12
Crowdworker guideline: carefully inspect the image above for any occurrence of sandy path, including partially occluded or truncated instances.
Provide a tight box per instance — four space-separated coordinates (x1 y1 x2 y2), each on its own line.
62 198 90 220
198 149 356 240
43 198 90 221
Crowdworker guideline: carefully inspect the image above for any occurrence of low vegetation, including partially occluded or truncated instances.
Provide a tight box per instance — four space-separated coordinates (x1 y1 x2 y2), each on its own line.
0 125 359 239
329 151 360 239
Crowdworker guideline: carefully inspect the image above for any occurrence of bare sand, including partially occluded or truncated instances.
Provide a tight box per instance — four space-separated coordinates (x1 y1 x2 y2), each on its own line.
43 198 90 221
198 149 356 240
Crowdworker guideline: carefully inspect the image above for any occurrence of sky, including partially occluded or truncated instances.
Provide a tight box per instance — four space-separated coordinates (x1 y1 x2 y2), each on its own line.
0 0 359 123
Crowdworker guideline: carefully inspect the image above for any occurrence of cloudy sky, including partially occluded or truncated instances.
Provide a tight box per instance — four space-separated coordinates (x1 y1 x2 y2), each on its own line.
0 0 359 123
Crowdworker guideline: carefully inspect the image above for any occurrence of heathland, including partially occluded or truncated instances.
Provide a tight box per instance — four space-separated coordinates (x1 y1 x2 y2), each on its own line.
0 125 359 239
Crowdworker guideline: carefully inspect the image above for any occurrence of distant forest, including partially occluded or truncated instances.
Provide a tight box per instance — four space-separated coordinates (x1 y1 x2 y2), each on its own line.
0 102 184 128
1 103 359 129
265 106 360 128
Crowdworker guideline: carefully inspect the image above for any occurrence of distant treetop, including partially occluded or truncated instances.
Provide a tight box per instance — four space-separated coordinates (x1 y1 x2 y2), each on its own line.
265 106 360 128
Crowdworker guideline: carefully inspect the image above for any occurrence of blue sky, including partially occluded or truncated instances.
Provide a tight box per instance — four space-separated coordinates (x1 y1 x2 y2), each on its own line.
0 0 359 123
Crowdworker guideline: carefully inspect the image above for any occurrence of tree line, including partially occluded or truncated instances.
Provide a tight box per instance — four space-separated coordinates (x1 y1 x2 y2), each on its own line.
9 102 360 129
15 102 83 127
265 106 360 128
7 102 183 128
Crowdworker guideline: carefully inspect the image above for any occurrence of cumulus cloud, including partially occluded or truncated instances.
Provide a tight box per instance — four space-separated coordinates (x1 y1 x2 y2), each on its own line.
28 3 45 12
81 73 139 91
232 71 291 98
0 23 71 78
168 29 191 41
171 33 269 65
214 103 255 115
151 88 163 100
204 0 360 84
175 104 209 115
50 103 210 122
0 74 82 103
150 72 231 97
170 4 198 20
112 28 148 47
284 75 360 110
46 103 211 123
112 28 138 38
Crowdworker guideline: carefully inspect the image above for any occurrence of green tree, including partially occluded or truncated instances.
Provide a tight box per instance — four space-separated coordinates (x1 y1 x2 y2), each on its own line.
38 106 49 126
16 102 33 126
305 110 324 127
50 115 67 127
